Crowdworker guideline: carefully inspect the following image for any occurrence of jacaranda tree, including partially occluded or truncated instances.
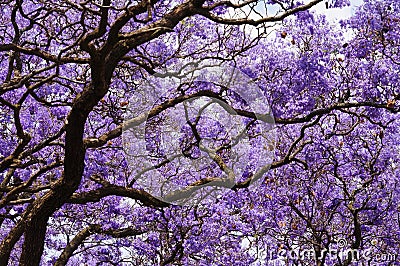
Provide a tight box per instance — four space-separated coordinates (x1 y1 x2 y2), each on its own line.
0 0 399 265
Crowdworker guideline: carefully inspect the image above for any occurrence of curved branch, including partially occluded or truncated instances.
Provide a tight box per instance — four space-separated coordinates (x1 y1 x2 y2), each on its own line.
68 175 169 207
197 0 324 25
54 224 145 266
0 44 89 64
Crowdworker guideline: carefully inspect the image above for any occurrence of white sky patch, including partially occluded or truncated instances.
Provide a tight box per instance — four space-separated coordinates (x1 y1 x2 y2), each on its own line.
311 0 364 22
238 0 365 23
237 0 365 40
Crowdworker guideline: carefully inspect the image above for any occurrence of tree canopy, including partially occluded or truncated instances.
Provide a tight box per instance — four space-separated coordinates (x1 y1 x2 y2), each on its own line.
0 0 399 265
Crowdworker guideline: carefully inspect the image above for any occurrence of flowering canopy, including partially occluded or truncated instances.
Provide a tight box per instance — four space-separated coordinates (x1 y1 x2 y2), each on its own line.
0 0 399 265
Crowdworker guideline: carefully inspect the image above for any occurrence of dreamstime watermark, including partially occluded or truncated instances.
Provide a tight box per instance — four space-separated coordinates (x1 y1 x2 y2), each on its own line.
261 238 398 264
122 59 276 206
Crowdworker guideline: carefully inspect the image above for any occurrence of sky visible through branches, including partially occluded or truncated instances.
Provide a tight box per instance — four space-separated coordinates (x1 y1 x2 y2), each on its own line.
0 0 399 265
